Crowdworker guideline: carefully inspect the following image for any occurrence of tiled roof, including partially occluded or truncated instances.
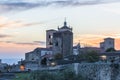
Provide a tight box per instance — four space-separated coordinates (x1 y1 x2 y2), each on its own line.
34 47 52 51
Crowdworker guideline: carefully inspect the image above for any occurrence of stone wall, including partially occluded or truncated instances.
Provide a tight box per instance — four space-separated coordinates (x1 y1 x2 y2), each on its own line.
77 63 120 80
53 31 73 57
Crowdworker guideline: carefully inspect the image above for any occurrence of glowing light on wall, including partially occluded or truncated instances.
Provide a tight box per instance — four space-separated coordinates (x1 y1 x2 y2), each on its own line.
20 65 25 71
100 55 107 60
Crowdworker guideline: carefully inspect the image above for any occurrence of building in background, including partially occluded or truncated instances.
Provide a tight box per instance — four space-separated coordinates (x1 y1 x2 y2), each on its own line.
100 37 115 51
0 59 8 72
25 48 52 62
73 43 81 55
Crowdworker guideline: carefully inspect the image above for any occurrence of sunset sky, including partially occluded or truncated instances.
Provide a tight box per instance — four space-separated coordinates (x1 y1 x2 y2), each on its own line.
0 0 120 64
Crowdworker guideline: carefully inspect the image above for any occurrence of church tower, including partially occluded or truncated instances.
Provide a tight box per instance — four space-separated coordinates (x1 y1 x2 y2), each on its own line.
46 29 56 48
53 20 73 57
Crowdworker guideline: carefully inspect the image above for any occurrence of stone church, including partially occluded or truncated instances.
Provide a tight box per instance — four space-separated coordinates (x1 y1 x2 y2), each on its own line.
46 20 73 57
24 20 74 70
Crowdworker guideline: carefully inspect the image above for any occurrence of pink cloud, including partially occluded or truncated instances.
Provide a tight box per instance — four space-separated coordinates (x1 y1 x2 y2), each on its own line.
0 20 42 28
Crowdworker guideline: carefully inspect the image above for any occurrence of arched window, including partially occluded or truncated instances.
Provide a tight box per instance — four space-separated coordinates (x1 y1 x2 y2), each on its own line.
41 58 47 65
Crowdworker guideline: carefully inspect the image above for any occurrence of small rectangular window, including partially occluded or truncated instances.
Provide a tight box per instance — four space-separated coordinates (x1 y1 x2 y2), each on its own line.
55 42 58 46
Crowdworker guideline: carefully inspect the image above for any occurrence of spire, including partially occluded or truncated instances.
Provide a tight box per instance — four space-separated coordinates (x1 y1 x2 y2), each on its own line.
58 18 72 31
64 17 67 26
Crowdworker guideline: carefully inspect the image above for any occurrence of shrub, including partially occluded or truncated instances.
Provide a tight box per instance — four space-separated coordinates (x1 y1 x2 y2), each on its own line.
78 50 99 63
29 70 85 80
54 53 63 60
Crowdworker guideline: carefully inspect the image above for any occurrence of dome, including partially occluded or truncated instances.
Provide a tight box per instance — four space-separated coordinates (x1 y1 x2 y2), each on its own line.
58 20 72 31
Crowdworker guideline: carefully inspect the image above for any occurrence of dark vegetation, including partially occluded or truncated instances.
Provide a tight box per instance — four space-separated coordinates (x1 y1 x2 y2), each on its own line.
78 51 99 62
54 53 63 60
14 70 85 80
105 48 116 52
29 70 85 80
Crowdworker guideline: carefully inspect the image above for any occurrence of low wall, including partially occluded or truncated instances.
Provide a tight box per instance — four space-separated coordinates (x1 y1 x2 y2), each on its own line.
77 63 120 80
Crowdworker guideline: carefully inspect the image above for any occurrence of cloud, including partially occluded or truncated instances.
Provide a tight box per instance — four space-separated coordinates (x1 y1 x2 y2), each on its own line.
34 41 46 45
99 2 120 15
15 42 40 46
5 41 13 43
0 3 39 13
34 0 120 6
0 40 46 46
0 34 11 38
21 22 42 27
0 0 120 13
74 33 117 47
15 41 46 46
0 19 42 29
74 33 120 48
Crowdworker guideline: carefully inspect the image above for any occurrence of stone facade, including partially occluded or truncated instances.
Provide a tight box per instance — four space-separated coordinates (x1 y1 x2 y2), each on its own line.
24 21 73 69
25 48 52 62
46 29 56 48
76 63 120 80
53 21 73 57
24 61 39 71
25 48 40 61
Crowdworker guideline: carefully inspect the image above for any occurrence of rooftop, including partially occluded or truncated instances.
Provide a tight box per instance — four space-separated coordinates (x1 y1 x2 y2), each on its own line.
58 20 72 31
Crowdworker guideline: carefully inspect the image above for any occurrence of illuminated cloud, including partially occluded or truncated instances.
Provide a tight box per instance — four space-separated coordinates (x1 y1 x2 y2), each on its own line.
74 34 117 47
0 16 42 29
74 33 120 49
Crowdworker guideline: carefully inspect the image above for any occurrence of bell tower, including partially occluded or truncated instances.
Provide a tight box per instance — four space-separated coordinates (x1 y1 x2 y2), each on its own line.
46 29 56 48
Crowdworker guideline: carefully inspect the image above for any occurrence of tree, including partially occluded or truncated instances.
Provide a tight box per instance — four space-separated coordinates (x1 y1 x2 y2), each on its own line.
106 48 116 52
54 53 63 60
78 51 99 62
